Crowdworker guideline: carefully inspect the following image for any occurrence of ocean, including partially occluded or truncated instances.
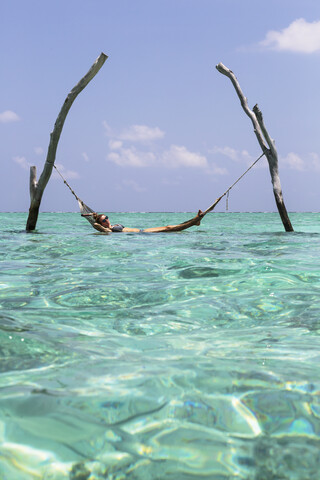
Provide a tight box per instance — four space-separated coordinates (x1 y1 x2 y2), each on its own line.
1 211 320 479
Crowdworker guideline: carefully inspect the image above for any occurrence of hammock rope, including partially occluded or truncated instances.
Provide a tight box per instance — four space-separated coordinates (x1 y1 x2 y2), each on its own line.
53 165 96 225
54 150 266 224
224 151 266 198
53 165 83 203
201 150 266 216
224 151 266 213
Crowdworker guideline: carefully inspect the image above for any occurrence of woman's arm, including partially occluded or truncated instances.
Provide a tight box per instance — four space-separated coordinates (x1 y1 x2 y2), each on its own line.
92 222 112 233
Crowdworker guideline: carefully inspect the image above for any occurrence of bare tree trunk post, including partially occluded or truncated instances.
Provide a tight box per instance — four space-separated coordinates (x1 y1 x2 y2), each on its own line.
216 63 293 232
26 52 108 231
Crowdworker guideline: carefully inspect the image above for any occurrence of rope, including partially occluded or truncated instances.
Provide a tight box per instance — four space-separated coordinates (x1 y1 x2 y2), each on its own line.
224 151 266 212
203 150 266 216
53 164 83 206
223 151 266 198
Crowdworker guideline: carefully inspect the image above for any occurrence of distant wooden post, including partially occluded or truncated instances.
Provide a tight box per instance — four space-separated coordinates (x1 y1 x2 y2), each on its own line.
26 52 108 231
216 63 293 232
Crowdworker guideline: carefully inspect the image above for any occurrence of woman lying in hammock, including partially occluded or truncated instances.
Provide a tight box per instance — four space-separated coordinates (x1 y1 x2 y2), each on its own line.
82 211 205 233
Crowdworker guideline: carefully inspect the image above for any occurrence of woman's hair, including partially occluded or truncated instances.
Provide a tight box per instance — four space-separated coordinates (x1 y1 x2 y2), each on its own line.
94 213 108 224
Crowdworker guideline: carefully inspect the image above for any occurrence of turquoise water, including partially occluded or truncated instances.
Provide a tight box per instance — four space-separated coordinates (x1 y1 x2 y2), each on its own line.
1 212 320 479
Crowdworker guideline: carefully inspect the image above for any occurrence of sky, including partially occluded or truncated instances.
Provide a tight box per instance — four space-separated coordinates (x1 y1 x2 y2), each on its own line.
1 0 320 213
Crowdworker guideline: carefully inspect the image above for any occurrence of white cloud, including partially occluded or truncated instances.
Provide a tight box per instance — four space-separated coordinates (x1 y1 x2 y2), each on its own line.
103 121 164 143
310 152 320 171
104 122 213 171
102 121 113 137
119 124 165 142
240 150 254 162
82 152 89 162
206 163 228 176
281 152 305 171
259 18 320 53
280 151 320 171
210 146 259 165
34 146 44 155
209 145 270 174
107 143 209 170
13 156 31 170
210 146 240 162
0 110 20 123
108 140 123 150
211 147 320 173
162 145 208 168
107 147 156 167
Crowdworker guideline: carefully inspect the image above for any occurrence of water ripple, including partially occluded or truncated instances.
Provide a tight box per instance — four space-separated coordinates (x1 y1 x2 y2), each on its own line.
1 212 320 478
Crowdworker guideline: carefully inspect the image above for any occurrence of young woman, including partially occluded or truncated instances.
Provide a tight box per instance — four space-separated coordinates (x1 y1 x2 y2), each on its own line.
82 211 204 233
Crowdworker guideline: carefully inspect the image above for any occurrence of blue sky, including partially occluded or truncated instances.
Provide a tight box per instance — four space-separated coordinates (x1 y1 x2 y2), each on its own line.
2 0 320 212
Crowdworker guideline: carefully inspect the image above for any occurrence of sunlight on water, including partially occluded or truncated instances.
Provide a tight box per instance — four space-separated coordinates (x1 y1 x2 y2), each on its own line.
1 212 320 479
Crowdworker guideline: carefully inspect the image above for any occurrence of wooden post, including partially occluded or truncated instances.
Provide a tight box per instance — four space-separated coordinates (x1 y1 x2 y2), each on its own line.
216 63 293 232
26 52 108 231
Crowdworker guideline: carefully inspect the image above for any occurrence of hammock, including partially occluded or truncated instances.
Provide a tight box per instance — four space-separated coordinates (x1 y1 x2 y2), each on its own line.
54 150 266 228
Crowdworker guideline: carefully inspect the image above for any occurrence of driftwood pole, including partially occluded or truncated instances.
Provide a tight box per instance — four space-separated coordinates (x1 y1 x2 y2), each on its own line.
216 63 293 232
26 52 108 231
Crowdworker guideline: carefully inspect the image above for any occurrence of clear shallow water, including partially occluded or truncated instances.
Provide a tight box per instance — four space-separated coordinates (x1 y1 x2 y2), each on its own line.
1 212 320 479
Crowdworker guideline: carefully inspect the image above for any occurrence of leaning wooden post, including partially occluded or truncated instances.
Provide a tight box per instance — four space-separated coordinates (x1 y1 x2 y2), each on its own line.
26 52 108 231
216 63 293 232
